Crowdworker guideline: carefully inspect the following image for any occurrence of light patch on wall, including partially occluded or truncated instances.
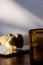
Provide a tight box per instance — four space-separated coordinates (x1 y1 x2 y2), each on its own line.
0 0 43 35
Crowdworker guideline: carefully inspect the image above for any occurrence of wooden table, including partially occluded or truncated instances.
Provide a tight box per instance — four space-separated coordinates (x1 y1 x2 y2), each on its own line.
0 54 30 65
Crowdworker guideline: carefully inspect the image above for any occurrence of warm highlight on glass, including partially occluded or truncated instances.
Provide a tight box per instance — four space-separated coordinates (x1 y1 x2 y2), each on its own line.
29 29 43 65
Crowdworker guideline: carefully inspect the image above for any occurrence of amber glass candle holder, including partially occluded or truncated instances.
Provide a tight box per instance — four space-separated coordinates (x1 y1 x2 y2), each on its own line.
29 29 43 65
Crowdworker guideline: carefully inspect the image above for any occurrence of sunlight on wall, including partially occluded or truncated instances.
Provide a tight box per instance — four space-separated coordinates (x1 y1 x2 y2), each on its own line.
0 0 43 35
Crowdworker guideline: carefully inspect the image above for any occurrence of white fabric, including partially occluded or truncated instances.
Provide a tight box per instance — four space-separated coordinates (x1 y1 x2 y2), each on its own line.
0 45 9 54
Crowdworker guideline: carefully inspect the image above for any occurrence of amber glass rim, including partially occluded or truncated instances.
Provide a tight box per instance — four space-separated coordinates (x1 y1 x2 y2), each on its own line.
29 28 43 43
29 28 43 33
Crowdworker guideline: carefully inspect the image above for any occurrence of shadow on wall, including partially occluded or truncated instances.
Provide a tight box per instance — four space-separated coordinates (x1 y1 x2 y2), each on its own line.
13 0 43 20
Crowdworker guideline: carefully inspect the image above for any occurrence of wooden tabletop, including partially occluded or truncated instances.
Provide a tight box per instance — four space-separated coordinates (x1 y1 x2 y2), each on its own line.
0 54 30 65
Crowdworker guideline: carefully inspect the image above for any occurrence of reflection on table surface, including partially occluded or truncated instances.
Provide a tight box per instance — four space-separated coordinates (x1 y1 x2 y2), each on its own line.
0 54 30 65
